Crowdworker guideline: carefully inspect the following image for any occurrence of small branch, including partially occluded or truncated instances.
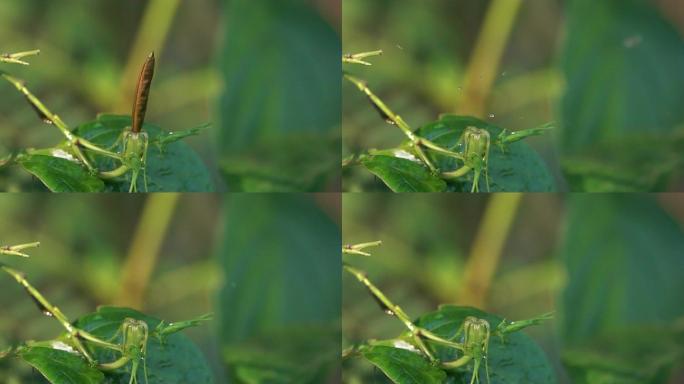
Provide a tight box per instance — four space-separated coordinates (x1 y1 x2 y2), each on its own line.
458 193 523 307
116 193 180 309
456 0 523 116
343 50 383 66
0 49 40 65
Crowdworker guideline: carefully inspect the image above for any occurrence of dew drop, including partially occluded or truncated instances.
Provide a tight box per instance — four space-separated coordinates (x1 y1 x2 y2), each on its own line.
623 34 643 48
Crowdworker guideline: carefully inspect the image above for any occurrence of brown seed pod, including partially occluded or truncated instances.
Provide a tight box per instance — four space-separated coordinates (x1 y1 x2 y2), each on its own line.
131 52 155 133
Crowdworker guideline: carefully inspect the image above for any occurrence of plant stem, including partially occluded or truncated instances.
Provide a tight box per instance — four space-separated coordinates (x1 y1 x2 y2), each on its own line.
456 0 523 116
116 0 181 112
0 49 40 65
458 193 523 307
116 193 180 309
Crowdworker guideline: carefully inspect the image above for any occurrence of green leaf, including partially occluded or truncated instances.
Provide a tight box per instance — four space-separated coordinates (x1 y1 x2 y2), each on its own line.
560 0 684 190
416 115 554 192
224 326 339 384
560 195 684 345
417 306 555 383
561 130 684 192
73 114 213 192
358 306 555 384
218 0 339 190
221 132 340 192
16 154 105 192
360 345 446 384
360 155 447 192
73 306 213 384
18 346 105 384
218 195 340 382
562 324 684 384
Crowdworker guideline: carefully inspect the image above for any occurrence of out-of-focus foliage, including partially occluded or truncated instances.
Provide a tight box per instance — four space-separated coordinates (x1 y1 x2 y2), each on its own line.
560 0 684 192
218 195 341 383
218 0 341 192
342 194 684 383
560 195 684 383
343 0 684 191
0 193 341 383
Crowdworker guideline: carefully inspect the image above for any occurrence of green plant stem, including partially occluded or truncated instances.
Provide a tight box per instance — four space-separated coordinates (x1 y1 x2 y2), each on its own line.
116 0 181 112
0 49 40 65
1 74 94 171
456 0 523 116
116 193 180 309
458 193 523 307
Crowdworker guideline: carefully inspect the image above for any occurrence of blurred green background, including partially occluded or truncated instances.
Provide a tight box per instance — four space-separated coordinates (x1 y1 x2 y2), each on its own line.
342 0 684 192
0 0 340 192
342 194 684 383
0 193 341 383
